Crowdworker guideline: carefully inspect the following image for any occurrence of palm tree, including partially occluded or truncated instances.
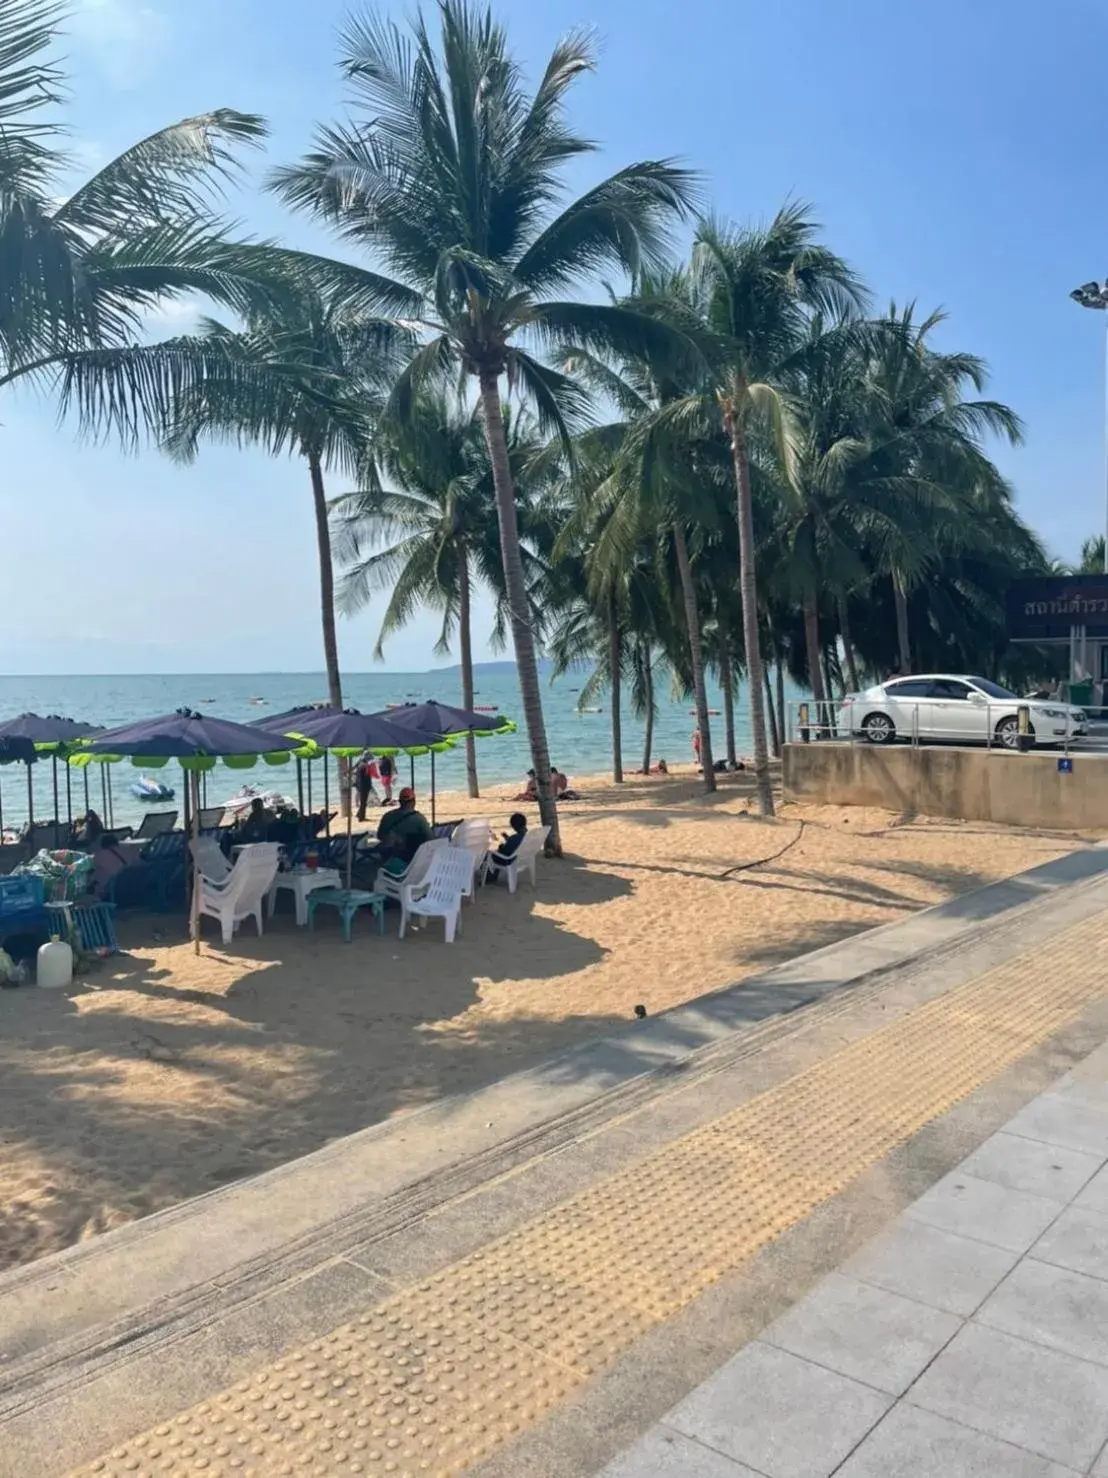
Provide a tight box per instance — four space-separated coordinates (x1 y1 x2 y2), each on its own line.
158 282 404 722
334 392 551 796
857 305 1023 673
1077 535 1106 574
689 205 867 814
270 0 699 853
0 0 263 391
1 0 416 444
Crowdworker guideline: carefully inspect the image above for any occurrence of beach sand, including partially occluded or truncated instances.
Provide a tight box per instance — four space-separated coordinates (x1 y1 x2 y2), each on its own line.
0 768 1089 1271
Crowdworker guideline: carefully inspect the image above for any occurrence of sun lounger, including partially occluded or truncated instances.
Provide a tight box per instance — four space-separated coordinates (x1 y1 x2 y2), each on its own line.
134 810 178 840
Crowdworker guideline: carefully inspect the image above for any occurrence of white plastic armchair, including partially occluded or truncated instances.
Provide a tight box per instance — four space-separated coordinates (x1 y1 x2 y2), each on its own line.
398 846 473 943
450 817 492 899
197 842 280 946
497 825 551 894
374 838 447 902
191 834 232 883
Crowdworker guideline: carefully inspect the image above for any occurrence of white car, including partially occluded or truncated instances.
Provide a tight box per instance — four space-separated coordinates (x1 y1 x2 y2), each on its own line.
840 675 1087 749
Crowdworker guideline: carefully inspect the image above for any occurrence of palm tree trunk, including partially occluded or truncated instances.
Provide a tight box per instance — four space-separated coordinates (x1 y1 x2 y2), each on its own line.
609 589 623 783
641 642 655 774
458 554 479 798
803 595 826 711
672 521 715 791
838 595 861 691
718 632 737 767
893 571 912 674
477 370 560 852
727 410 774 815
764 666 780 757
308 450 347 814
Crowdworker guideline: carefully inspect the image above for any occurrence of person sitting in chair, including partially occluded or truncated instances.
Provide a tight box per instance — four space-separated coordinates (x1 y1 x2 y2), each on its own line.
487 813 527 883
375 787 431 872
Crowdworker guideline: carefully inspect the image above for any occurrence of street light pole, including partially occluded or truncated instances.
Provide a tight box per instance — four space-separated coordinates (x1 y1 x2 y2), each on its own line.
1070 280 1108 574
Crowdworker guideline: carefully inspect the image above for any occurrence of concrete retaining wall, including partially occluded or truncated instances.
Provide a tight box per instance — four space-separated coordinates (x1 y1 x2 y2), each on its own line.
782 741 1108 829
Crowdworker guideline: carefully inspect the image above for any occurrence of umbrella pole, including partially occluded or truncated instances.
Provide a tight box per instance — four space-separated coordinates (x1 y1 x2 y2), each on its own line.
307 758 313 818
26 762 34 836
107 767 115 830
65 756 73 835
431 751 436 826
409 755 415 791
52 756 59 847
83 766 90 817
190 770 201 956
296 756 304 817
324 758 331 837
182 763 191 906
0 774 5 841
100 765 108 827
346 771 353 890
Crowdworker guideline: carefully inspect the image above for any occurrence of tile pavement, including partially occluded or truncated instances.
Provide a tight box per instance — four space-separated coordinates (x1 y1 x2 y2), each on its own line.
596 1062 1108 1478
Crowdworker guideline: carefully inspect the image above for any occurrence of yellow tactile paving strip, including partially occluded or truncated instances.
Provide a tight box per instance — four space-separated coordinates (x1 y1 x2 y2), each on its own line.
75 911 1108 1477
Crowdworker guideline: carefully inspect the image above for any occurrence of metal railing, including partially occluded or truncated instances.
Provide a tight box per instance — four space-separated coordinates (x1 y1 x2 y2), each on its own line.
785 699 1085 755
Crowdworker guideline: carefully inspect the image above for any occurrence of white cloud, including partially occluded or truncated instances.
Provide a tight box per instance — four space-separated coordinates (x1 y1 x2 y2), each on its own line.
70 0 170 89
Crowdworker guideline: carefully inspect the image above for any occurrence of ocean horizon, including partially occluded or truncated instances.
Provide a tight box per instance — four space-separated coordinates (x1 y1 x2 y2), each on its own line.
0 667 794 832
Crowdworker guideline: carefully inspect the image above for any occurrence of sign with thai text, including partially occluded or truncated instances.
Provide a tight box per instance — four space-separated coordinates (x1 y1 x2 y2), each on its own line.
1008 576 1108 640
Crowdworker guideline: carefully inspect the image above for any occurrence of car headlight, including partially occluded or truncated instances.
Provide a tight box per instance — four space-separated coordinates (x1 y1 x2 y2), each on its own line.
1040 707 1066 718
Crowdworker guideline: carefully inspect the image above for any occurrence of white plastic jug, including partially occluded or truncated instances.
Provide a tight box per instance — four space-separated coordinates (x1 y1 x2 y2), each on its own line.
37 936 73 990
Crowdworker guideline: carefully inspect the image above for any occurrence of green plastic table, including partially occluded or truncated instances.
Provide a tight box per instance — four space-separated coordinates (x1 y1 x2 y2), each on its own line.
305 887 387 942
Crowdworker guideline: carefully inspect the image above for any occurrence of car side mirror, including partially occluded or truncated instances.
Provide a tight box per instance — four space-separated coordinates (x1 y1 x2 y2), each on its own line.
968 692 987 704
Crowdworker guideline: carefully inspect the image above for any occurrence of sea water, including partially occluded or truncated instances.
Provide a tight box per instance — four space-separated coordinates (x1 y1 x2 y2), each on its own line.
0 668 795 832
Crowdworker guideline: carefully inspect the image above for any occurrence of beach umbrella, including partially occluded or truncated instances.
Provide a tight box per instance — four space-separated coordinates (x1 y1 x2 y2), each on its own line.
0 714 102 842
248 706 342 832
79 710 296 953
273 708 455 887
0 736 36 843
374 701 515 821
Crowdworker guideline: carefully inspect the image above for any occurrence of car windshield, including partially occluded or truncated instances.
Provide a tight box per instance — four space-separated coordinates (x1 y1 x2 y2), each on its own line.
969 677 1017 700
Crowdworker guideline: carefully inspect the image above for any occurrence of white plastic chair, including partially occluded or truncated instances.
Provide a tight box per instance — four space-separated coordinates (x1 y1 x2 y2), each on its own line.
374 837 448 902
398 846 473 942
450 817 492 899
495 825 551 894
197 842 280 946
191 834 232 883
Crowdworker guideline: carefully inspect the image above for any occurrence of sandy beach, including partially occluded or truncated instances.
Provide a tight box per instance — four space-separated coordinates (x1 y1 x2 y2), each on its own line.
0 767 1089 1272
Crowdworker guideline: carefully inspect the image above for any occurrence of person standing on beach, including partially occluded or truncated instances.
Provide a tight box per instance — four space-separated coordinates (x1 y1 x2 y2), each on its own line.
691 729 701 768
355 753 378 821
378 753 396 805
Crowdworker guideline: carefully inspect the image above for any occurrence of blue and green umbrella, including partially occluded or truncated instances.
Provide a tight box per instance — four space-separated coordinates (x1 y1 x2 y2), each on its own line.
77 710 297 952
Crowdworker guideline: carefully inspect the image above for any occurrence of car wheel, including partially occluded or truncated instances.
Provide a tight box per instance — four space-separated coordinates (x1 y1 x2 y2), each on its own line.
996 715 1035 750
862 713 896 745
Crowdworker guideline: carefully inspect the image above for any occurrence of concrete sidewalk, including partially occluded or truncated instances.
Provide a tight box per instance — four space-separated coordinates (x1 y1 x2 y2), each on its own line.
5 845 1108 1477
600 1049 1108 1477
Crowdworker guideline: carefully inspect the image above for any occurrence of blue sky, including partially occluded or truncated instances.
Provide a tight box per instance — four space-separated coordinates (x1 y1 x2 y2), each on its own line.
4 0 1108 675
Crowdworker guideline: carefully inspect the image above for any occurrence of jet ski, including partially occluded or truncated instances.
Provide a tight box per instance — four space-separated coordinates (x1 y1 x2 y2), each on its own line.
131 775 175 802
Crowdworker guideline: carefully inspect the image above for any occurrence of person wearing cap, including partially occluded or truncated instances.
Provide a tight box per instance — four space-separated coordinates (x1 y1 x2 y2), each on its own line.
375 786 431 869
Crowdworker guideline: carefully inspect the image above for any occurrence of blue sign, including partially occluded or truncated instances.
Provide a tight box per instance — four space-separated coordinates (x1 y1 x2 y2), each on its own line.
1058 757 1074 774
